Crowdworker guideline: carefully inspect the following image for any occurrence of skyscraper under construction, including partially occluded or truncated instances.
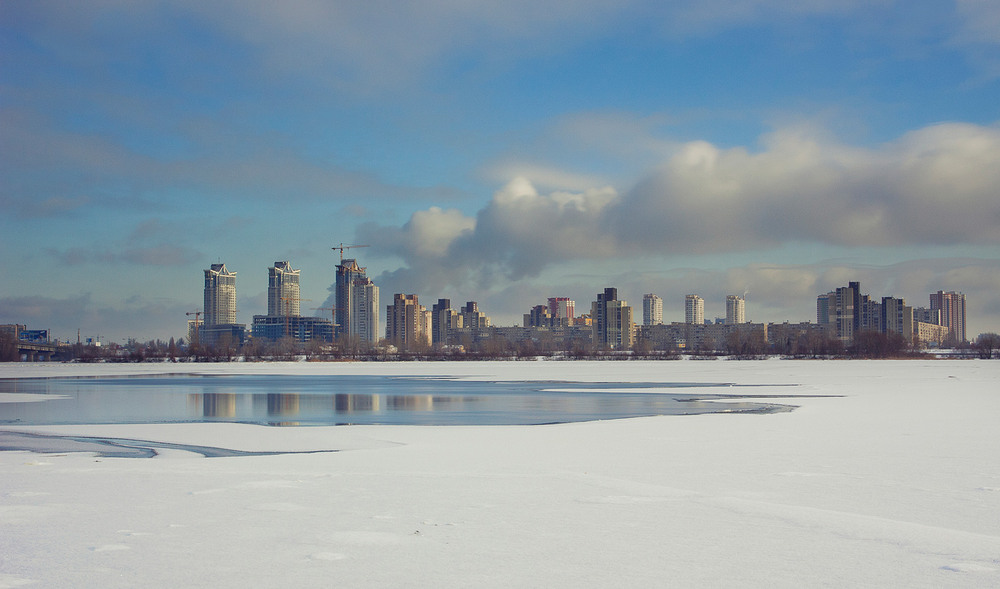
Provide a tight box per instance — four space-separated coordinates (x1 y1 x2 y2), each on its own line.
335 259 380 344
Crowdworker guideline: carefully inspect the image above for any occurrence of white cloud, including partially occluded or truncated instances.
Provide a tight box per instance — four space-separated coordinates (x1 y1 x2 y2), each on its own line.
398 207 476 258
612 122 1000 252
482 111 682 192
367 122 1000 303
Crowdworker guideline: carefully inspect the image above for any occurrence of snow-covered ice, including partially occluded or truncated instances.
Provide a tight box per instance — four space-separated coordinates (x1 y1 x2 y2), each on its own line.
1 359 998 587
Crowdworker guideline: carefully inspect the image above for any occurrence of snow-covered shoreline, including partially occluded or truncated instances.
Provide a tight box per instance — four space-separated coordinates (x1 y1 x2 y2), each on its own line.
2 360 998 587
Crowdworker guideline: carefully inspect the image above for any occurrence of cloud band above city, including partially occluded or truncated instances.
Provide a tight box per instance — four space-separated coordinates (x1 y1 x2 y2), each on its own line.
1 1 998 341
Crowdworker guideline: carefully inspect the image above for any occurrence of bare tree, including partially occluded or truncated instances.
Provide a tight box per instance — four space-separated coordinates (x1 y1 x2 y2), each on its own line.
976 333 1000 359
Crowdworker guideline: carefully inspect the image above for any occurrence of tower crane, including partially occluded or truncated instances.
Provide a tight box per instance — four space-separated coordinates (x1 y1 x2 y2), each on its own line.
331 242 370 262
280 297 311 339
312 306 338 327
185 311 202 342
313 306 338 343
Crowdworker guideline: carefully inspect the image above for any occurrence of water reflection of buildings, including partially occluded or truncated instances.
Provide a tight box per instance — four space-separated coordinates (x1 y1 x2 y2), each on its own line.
386 395 435 411
267 393 300 416
265 393 301 426
202 393 237 417
334 394 381 413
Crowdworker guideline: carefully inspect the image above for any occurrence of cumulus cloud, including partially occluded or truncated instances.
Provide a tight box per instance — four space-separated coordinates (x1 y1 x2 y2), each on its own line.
613 122 1000 251
367 122 1000 299
385 207 476 259
359 178 623 298
482 111 683 192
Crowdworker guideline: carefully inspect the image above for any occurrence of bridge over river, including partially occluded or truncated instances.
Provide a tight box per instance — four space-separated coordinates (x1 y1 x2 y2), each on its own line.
16 341 58 361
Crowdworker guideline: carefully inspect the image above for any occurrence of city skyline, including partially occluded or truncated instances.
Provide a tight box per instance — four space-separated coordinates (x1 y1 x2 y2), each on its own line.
2 2 999 342
1 251 988 344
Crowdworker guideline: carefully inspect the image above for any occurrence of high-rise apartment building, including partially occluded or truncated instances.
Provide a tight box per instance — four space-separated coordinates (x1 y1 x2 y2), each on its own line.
592 288 633 349
335 259 366 340
547 297 575 325
460 301 490 330
930 291 967 343
204 263 237 327
685 295 704 325
817 282 865 342
252 261 333 343
849 281 862 335
834 284 856 342
643 294 663 326
881 297 913 338
349 277 380 345
817 293 833 325
913 307 941 326
725 295 745 325
267 261 300 317
431 299 462 345
524 304 554 328
386 294 428 349
201 262 245 347
860 295 881 333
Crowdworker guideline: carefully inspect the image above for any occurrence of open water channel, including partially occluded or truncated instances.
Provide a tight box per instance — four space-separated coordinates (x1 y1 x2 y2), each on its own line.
0 374 795 427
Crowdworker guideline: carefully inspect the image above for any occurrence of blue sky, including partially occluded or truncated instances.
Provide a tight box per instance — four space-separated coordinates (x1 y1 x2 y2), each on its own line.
2 1 999 343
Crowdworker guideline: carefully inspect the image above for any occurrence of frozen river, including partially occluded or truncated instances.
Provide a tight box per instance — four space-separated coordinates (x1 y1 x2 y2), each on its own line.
2 360 998 588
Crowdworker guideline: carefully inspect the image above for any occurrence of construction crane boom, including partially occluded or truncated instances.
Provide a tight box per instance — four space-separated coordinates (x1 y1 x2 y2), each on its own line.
331 242 370 262
185 311 202 342
312 306 337 327
280 297 311 338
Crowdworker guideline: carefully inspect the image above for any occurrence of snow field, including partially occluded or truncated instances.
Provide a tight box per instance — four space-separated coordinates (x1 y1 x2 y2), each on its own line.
1 359 998 587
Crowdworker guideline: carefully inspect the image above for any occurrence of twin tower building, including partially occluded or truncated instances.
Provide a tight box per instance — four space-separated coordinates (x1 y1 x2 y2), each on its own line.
199 260 379 346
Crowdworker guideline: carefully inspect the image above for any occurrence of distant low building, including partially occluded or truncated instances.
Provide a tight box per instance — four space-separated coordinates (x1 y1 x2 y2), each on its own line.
488 325 593 351
914 321 950 348
251 315 333 343
1 325 49 343
638 322 767 353
199 323 247 348
767 322 828 351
